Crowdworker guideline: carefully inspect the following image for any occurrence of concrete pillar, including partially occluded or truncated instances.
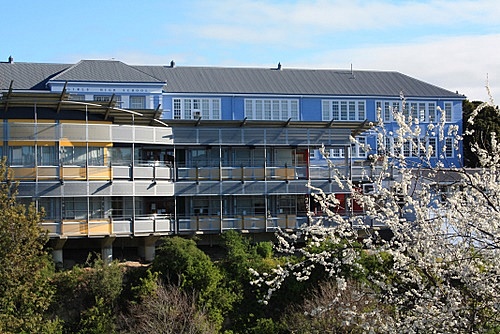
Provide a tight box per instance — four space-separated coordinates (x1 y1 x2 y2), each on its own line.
50 238 67 268
101 236 116 264
140 236 159 262
53 249 64 265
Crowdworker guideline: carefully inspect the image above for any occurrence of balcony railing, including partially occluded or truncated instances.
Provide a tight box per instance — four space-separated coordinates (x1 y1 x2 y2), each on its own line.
40 212 387 238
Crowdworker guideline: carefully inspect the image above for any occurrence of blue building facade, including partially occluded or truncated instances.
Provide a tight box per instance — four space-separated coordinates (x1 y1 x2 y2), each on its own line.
0 58 465 262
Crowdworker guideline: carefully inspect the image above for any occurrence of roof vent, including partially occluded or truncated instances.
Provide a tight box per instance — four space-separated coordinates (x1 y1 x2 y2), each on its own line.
8 55 13 63
170 60 175 68
277 62 282 70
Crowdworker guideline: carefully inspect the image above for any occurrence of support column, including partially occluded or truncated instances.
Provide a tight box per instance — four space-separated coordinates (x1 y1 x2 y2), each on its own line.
139 236 160 262
101 236 116 264
50 238 67 268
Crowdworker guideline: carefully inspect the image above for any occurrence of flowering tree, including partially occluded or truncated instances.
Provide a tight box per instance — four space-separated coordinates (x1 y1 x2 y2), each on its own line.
252 89 500 333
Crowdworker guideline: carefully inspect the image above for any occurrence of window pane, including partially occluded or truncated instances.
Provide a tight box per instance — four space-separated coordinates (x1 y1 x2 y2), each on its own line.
37 146 57 165
88 147 104 166
130 96 145 109
39 198 61 220
173 99 181 119
10 146 35 166
358 101 365 119
245 100 253 119
322 100 330 121
110 147 131 166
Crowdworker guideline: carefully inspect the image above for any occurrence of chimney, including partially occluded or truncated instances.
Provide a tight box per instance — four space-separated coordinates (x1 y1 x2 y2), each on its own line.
8 55 13 63
277 62 282 70
170 60 175 68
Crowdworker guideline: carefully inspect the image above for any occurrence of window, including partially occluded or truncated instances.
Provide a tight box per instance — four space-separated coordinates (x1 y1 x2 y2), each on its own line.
427 137 437 157
60 146 87 166
378 136 393 155
245 99 299 120
428 103 436 122
94 95 121 107
330 147 345 158
89 197 105 219
37 145 57 165
173 98 221 120
60 146 105 166
444 137 454 158
444 102 453 122
353 137 367 158
403 141 411 157
183 99 192 119
379 137 422 157
410 102 418 119
69 94 85 101
419 103 426 122
264 100 272 120
375 101 399 122
173 99 182 119
378 100 439 123
62 197 105 219
110 147 132 166
88 147 105 166
62 197 87 220
130 96 146 109
322 100 366 121
9 146 35 166
38 198 61 220
340 101 348 120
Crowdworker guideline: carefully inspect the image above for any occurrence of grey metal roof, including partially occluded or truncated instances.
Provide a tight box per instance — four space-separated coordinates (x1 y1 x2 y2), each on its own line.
51 60 165 84
135 65 463 98
1 59 464 99
0 62 70 90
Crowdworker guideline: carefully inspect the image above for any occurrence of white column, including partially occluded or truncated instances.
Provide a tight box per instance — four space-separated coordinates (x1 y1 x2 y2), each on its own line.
101 237 115 264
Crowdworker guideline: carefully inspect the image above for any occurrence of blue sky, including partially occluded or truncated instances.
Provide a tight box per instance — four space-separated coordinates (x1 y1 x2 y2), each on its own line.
3 0 500 101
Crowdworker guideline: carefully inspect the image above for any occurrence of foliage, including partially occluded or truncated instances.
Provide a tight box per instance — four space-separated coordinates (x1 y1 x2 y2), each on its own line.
282 279 391 333
51 257 123 333
121 277 217 334
0 159 62 333
77 297 115 334
219 231 282 332
463 98 500 167
152 236 232 331
252 91 500 333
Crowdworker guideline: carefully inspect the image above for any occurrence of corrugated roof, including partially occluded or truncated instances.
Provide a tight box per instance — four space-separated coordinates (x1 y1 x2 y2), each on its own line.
0 62 70 90
1 59 464 99
135 65 463 98
52 60 165 83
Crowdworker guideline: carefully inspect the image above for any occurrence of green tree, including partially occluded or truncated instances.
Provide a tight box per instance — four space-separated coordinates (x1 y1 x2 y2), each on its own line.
152 237 232 331
122 277 217 334
0 160 62 333
51 257 123 333
463 99 500 167
220 230 286 333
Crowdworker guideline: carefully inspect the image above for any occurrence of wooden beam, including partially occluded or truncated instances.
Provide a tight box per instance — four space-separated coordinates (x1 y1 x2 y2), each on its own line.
149 104 162 126
195 116 202 126
56 81 68 113
104 93 116 120
352 119 368 136
3 80 14 113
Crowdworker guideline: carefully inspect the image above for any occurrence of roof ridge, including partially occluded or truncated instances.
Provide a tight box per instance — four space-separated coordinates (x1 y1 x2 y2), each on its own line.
50 59 165 83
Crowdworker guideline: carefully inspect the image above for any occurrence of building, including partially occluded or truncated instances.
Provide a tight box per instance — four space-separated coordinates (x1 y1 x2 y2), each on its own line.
0 57 465 263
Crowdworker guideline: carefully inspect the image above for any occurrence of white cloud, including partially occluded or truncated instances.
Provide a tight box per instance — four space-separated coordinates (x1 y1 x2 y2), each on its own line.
298 33 500 101
186 0 500 46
